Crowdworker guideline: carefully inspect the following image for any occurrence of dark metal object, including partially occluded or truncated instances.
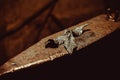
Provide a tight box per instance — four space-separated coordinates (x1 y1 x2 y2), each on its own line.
106 8 120 22
105 0 120 22
106 8 114 20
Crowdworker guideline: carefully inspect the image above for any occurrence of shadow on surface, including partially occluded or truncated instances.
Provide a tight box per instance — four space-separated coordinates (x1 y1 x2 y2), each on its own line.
1 29 120 80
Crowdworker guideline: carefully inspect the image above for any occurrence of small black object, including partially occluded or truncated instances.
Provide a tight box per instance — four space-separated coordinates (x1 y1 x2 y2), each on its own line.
45 39 58 48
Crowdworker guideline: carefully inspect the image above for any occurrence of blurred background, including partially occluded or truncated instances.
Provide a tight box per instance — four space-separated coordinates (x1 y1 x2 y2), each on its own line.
0 0 120 80
0 0 120 66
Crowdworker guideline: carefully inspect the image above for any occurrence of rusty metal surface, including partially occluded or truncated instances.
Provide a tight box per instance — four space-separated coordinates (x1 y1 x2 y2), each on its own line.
0 14 120 76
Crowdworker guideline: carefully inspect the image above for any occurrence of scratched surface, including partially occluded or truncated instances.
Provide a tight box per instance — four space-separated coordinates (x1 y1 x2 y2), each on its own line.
0 14 120 76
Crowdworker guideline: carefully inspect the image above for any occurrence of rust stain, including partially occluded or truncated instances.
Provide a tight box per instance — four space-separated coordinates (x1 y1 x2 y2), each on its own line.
0 14 120 76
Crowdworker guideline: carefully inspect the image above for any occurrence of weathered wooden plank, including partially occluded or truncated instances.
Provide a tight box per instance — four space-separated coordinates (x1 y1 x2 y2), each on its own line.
0 14 120 76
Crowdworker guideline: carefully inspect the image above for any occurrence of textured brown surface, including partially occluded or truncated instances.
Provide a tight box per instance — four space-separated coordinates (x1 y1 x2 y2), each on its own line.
0 0 106 66
0 0 52 31
53 0 105 26
0 14 120 76
0 0 54 65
